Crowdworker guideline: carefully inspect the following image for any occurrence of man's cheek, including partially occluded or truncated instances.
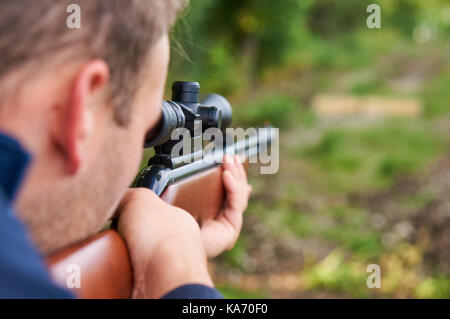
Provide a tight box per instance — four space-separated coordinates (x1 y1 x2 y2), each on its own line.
126 132 145 178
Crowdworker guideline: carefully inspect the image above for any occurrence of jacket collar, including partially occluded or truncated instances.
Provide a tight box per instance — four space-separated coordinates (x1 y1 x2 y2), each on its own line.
0 132 30 203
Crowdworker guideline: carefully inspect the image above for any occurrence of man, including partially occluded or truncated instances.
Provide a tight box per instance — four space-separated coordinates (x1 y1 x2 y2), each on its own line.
0 0 251 298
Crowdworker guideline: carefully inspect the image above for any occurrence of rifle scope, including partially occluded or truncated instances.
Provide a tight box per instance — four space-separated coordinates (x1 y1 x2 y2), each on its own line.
144 81 233 148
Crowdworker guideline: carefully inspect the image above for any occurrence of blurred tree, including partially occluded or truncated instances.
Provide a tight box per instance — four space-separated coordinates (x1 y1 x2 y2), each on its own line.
171 0 309 93
168 0 449 95
307 0 367 37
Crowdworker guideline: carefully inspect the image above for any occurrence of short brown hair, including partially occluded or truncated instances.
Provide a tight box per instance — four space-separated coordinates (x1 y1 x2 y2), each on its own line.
0 0 186 125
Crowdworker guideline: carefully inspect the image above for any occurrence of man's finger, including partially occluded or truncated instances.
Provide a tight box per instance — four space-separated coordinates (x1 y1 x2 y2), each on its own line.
223 155 240 180
223 170 238 193
234 156 247 182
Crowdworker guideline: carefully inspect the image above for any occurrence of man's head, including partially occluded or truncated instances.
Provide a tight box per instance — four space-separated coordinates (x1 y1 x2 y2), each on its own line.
0 0 186 253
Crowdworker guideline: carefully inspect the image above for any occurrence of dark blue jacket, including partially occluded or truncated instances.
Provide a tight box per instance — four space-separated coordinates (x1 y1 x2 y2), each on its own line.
0 132 222 299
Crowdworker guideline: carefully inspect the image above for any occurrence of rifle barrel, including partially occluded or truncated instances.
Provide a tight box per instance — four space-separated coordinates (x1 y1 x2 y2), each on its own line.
138 127 277 195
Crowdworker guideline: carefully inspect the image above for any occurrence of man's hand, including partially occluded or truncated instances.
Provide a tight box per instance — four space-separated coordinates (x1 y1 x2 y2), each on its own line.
116 155 251 298
117 188 213 299
201 155 252 259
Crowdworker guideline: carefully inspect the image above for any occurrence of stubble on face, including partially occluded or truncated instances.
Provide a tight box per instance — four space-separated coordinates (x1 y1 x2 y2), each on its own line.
16 36 171 254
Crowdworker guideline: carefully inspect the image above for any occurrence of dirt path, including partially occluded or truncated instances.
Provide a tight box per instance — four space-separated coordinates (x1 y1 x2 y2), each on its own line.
352 151 450 275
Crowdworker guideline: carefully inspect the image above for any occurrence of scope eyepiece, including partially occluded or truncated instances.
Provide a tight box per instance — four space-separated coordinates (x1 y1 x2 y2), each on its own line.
144 101 185 147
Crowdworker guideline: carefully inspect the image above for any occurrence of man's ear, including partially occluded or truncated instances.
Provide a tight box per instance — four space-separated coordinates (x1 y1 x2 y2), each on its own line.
52 60 110 175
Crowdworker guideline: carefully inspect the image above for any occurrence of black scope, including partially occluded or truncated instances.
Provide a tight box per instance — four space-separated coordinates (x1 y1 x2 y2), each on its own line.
144 81 233 148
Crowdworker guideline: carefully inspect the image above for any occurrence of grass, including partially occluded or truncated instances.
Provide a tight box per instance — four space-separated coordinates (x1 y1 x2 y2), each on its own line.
415 276 450 299
423 70 450 118
220 234 250 270
233 93 303 129
300 120 445 192
217 285 268 299
300 249 372 298
298 244 450 298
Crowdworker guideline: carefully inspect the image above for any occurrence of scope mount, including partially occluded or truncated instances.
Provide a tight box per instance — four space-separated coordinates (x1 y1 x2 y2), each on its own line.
148 81 222 170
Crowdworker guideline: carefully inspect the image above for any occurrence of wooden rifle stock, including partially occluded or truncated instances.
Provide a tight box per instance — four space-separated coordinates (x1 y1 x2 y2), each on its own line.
47 128 276 298
47 166 225 299
47 230 132 299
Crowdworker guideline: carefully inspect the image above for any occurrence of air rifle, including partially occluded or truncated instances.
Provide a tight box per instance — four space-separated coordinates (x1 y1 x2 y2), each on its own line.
47 81 277 298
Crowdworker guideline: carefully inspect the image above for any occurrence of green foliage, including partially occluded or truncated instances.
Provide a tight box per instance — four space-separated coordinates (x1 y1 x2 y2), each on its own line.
233 94 305 129
322 227 383 259
170 0 449 95
415 276 450 299
423 71 450 117
278 206 313 237
307 0 368 38
217 285 268 299
171 0 309 91
301 121 444 191
300 250 371 298
220 235 249 270
301 247 450 298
